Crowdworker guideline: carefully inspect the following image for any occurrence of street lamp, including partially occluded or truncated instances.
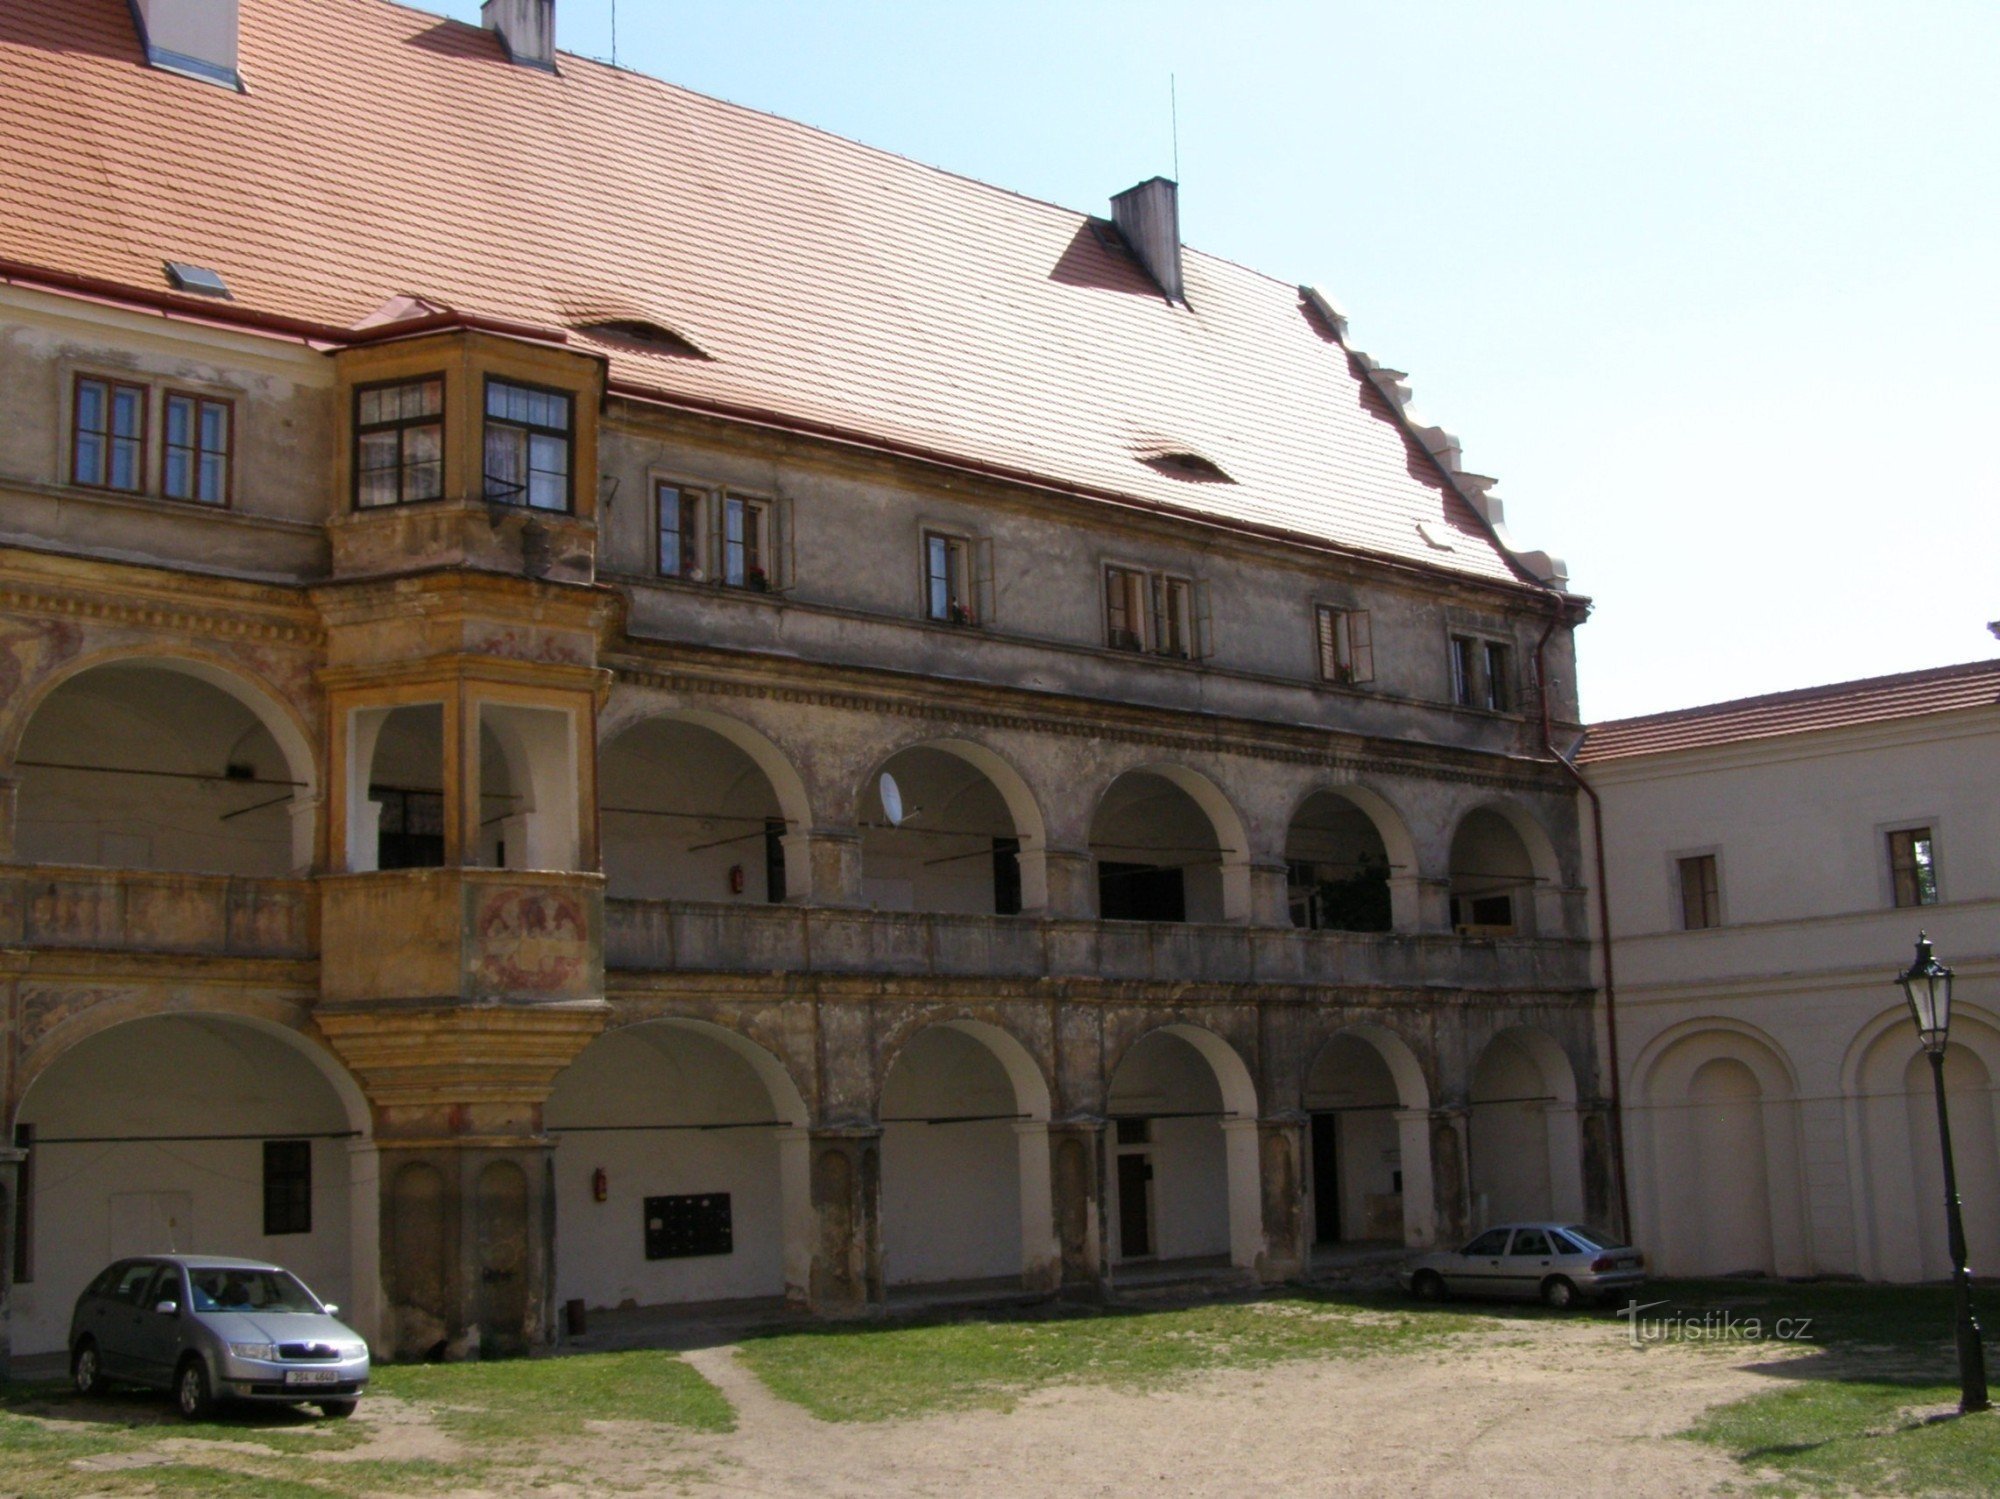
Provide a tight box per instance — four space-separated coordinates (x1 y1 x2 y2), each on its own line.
1895 932 1991 1414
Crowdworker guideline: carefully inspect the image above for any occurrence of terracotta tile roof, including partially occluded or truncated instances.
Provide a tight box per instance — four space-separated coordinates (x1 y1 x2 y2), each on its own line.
0 0 1537 587
1580 659 2000 763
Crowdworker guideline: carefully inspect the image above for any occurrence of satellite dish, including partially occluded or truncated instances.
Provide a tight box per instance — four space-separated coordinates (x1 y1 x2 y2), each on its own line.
879 771 906 827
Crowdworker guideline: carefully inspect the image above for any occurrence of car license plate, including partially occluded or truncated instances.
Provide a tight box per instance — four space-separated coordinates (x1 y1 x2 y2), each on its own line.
285 1369 339 1386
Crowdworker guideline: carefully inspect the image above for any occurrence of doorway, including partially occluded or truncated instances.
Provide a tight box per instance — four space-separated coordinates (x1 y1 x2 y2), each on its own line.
1114 1119 1156 1260
1311 1113 1341 1244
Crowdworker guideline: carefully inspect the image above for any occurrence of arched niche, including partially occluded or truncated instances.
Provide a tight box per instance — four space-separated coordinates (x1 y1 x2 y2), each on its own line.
1467 1026 1583 1228
12 658 318 875
598 711 812 903
546 1017 811 1310
858 741 1046 916
10 1012 370 1358
878 1019 1055 1289
1090 766 1251 924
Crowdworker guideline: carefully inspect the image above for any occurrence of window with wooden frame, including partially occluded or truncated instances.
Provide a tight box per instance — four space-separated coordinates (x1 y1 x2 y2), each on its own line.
72 374 147 493
1104 565 1206 658
354 376 444 508
924 530 978 625
1316 606 1375 685
656 481 707 581
1151 574 1195 660
162 391 232 505
483 377 572 511
1483 640 1514 711
1678 854 1721 929
722 493 775 590
1888 826 1939 908
1105 565 1147 652
1450 633 1514 711
1449 635 1479 706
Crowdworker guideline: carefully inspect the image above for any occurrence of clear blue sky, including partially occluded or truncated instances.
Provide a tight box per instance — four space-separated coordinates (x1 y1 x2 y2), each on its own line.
431 1 1998 720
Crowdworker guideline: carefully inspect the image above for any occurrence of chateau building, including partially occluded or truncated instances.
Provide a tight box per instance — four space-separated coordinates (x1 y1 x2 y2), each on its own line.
1582 658 2000 1285
0 0 1604 1364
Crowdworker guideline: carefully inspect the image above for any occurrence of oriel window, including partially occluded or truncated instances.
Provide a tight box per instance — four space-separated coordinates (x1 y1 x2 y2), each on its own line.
354 377 443 507
484 378 572 511
73 375 147 492
163 392 231 505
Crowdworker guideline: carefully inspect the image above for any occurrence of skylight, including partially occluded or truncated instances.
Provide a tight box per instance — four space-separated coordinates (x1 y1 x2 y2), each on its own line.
164 262 231 299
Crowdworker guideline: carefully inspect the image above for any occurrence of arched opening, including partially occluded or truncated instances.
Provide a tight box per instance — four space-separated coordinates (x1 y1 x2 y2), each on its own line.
478 703 579 872
879 1020 1054 1289
1090 769 1242 924
14 661 313 875
547 1020 810 1311
1284 791 1396 932
350 702 446 871
1448 808 1538 936
1852 1012 2000 1281
859 745 1037 916
1468 1028 1581 1229
598 716 803 903
1105 1025 1260 1271
10 1014 369 1358
1305 1029 1429 1250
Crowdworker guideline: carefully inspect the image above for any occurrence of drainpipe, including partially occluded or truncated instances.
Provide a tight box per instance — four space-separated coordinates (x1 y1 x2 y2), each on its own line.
1533 599 1633 1246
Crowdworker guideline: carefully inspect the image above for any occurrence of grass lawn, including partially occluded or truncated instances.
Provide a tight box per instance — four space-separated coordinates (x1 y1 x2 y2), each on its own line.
1647 1279 2000 1496
0 1349 731 1498
734 1289 1483 1422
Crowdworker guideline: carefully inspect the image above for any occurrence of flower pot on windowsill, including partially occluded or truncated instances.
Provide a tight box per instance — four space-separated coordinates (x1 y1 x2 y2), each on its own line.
947 601 976 627
746 569 770 593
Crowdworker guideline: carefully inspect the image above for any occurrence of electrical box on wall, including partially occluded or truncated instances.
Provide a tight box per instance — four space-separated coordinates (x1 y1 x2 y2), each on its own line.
643 1193 733 1259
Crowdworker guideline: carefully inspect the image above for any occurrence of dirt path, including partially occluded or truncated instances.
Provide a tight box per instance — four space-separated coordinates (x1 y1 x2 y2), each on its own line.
671 1323 1784 1498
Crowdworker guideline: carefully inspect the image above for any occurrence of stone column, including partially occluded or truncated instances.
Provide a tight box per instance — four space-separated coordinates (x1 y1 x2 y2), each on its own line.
1416 876 1455 933
807 1128 883 1315
1429 1107 1472 1246
0 1145 23 1382
1386 873 1423 934
1544 1100 1586 1221
0 775 19 863
1253 1116 1309 1280
1012 1121 1060 1292
1219 1117 1267 1273
784 829 865 907
1029 848 1097 920
1393 1109 1438 1248
1046 1119 1105 1294
1248 862 1293 928
287 792 322 875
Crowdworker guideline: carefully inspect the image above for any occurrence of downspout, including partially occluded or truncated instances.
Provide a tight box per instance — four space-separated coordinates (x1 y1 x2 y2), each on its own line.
1533 598 1633 1245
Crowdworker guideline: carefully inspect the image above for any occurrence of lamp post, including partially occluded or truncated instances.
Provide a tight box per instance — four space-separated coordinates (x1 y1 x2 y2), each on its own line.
1894 932 1990 1414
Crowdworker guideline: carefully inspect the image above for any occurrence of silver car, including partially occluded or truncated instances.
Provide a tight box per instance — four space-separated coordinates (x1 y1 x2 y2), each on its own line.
69 1255 370 1419
1399 1222 1647 1309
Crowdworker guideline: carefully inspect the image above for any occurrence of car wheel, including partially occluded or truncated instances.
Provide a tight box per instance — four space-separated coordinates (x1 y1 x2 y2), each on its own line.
175 1357 214 1421
318 1399 358 1420
1411 1270 1448 1303
1540 1275 1579 1310
71 1339 108 1396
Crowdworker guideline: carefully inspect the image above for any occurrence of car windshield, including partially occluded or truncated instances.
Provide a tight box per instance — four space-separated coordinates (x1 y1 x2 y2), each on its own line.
1564 1225 1628 1252
187 1267 322 1314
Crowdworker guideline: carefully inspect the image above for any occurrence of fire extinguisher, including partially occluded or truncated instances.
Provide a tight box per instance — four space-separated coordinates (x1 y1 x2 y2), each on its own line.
591 1167 608 1203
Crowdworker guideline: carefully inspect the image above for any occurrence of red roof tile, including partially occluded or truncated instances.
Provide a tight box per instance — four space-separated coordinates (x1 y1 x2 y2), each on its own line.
0 0 1537 587
1580 659 2000 763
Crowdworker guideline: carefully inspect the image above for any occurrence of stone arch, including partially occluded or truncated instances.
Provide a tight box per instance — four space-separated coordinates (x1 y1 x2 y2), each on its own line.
1843 1002 2000 1282
1467 1025 1584 1228
1446 798 1564 937
9 1008 375 1359
1283 781 1420 878
1303 1024 1436 1250
877 1017 1057 1290
598 706 814 902
1106 1021 1262 1271
5 650 321 872
1632 1021 1807 1276
1089 764 1254 923
547 1015 814 1310
858 739 1049 915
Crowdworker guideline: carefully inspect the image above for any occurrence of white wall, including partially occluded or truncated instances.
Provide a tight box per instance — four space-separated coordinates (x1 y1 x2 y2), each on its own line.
1107 1031 1230 1261
1305 1036 1401 1241
879 1027 1023 1284
1592 700 2000 1281
599 721 783 903
548 1025 790 1307
1469 1033 1553 1227
860 748 1016 915
13 1017 357 1357
1092 774 1227 923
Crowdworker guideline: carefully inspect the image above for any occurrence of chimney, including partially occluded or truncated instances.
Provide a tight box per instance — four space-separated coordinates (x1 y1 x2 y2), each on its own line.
132 0 241 89
1111 177 1184 303
483 0 558 70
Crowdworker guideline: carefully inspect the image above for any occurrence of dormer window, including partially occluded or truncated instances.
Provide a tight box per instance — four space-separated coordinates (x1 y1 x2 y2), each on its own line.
355 377 444 508
483 378 572 512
